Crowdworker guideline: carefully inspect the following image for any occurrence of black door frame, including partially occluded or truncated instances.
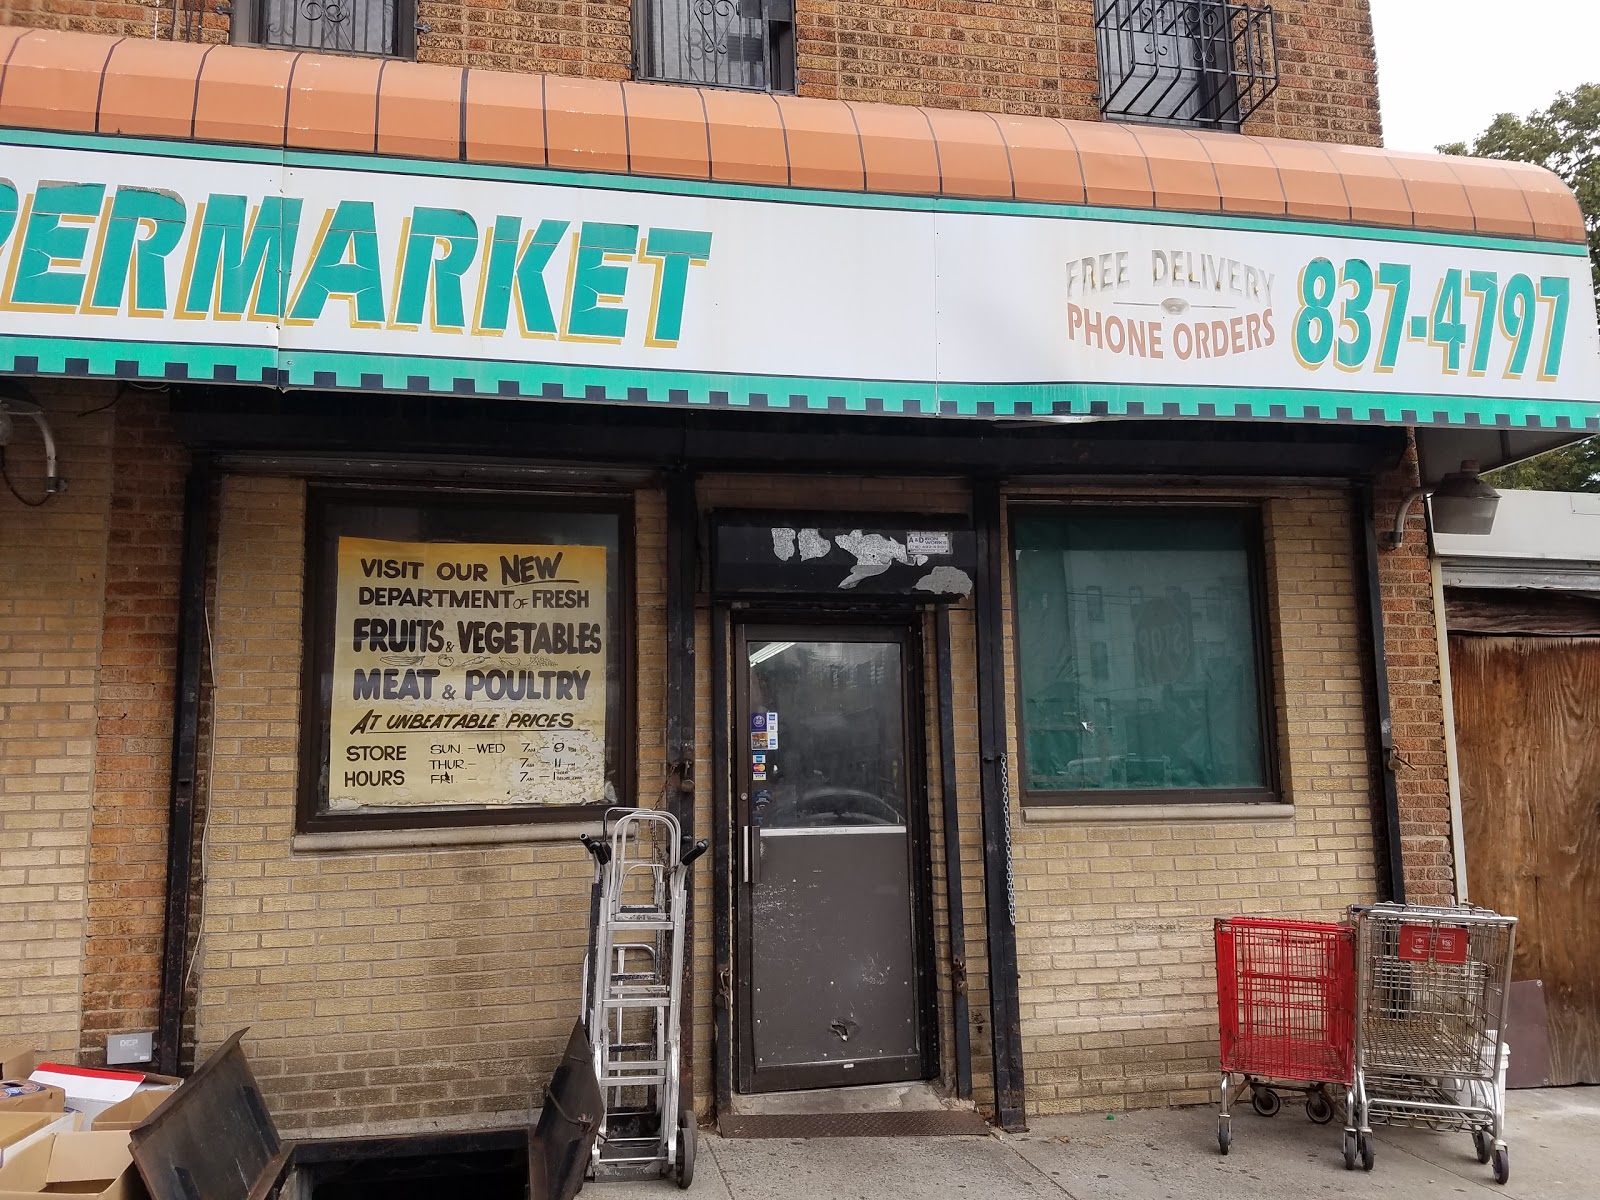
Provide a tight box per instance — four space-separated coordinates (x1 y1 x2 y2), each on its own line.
730 610 941 1094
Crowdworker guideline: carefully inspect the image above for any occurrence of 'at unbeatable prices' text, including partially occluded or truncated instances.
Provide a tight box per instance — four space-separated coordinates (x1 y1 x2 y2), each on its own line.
346 707 580 734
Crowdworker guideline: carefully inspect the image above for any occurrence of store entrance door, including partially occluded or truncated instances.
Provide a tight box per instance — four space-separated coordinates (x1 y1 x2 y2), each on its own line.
734 623 928 1093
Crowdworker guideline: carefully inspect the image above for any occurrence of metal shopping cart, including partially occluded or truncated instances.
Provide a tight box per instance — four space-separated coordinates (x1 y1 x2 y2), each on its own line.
1347 903 1516 1183
1213 916 1356 1154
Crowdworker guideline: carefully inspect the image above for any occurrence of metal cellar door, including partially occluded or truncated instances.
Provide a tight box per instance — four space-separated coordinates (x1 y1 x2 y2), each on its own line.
735 624 925 1093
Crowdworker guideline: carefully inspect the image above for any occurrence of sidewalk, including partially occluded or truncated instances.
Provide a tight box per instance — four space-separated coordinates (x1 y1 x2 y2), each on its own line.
591 1088 1598 1199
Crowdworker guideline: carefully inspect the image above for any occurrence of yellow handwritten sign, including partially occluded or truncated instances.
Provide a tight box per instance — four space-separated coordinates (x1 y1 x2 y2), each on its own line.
328 537 608 809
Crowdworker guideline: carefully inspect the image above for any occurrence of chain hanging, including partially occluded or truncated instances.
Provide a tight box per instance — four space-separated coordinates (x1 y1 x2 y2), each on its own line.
1000 752 1016 926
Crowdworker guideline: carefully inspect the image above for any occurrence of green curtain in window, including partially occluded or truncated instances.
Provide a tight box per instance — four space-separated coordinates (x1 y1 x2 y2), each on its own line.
1014 510 1267 796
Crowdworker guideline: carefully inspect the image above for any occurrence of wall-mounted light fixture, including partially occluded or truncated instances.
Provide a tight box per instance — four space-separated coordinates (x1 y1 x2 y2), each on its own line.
1385 459 1499 549
0 384 67 503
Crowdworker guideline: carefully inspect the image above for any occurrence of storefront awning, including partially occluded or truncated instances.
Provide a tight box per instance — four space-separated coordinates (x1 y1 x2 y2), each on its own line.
0 26 1596 470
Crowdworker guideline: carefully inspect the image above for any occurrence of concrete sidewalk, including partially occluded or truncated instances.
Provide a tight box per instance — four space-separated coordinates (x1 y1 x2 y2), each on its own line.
590 1088 1598 1199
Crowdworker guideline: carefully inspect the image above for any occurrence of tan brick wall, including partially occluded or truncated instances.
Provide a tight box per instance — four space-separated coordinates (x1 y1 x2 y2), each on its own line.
191 474 667 1135
1000 485 1382 1114
0 384 115 1057
0 0 1381 143
81 392 189 1065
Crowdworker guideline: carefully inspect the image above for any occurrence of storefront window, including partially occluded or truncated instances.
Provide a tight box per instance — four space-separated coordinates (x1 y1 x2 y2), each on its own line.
1011 507 1276 805
298 489 630 832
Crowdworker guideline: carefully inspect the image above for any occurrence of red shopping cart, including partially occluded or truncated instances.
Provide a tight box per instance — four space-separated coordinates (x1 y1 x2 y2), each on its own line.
1214 916 1356 1154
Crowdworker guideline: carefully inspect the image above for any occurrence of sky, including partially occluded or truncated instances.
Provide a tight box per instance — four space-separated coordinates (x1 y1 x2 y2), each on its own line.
1369 0 1600 152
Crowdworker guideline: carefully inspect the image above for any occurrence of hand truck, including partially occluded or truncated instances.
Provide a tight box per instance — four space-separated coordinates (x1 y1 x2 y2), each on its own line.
1347 903 1516 1184
580 808 707 1189
1213 916 1356 1154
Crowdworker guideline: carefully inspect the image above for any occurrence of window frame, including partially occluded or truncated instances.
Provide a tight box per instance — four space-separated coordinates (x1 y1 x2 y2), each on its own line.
1007 501 1281 808
1092 0 1248 132
230 0 418 60
295 485 636 835
632 0 796 93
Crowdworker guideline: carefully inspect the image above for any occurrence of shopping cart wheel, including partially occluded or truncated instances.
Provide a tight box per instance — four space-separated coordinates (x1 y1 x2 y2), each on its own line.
1305 1091 1334 1124
1472 1131 1492 1164
675 1107 697 1189
1343 1131 1358 1171
1360 1132 1375 1172
1217 1118 1231 1155
1491 1146 1509 1185
1250 1087 1280 1118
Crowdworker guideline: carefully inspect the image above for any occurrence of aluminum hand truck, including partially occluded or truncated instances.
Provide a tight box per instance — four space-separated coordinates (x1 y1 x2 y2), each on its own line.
1347 903 1516 1184
580 808 706 1189
1214 916 1355 1154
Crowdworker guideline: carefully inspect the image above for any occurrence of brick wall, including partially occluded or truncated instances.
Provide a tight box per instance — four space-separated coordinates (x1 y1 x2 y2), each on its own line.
0 384 114 1057
1373 445 1454 905
80 392 189 1065
1001 485 1383 1113
0 0 1381 143
191 474 668 1136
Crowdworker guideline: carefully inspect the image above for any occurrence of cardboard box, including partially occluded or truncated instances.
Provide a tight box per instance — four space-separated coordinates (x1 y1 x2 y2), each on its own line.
0 1116 53 1158
0 1132 144 1199
0 1114 82 1167
92 1092 175 1134
0 1048 63 1118
27 1066 149 1128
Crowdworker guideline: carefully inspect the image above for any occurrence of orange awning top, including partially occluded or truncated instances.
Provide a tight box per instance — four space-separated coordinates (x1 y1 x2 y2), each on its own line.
0 25 1585 243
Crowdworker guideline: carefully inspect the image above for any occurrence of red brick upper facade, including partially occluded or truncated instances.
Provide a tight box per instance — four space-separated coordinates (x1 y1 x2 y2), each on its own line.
1 0 1381 144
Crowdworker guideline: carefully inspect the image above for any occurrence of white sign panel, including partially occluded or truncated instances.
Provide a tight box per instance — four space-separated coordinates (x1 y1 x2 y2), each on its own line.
0 136 1595 427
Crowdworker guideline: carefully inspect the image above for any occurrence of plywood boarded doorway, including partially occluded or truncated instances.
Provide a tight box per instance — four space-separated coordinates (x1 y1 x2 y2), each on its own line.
1450 635 1600 1086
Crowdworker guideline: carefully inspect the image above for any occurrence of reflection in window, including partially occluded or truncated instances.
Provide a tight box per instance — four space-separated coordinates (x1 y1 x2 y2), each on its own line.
1013 508 1271 801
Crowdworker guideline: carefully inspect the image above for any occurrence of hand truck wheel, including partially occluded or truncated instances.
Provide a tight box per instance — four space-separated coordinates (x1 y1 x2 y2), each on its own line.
1360 1132 1375 1172
1491 1146 1509 1185
1305 1090 1334 1125
1250 1086 1281 1118
675 1107 697 1189
1473 1130 1493 1164
1217 1116 1231 1155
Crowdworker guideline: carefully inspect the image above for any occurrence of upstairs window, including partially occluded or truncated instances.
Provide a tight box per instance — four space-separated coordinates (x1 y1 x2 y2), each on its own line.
241 0 416 57
1094 0 1278 130
638 0 795 91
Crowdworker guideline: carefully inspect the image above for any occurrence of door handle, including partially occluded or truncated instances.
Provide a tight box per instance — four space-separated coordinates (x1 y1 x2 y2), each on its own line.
742 824 761 886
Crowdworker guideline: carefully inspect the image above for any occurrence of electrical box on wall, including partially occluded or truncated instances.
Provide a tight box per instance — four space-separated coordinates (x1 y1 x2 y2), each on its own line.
105 1031 154 1066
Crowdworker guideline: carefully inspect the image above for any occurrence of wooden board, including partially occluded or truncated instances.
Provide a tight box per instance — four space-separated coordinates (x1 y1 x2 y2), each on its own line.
1450 635 1600 1086
1445 589 1600 636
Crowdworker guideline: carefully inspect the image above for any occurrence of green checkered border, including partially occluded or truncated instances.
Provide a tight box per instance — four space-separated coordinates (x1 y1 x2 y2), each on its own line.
7 335 1598 431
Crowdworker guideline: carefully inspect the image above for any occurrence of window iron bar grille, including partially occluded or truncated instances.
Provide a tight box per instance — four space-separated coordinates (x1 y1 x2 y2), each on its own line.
1095 0 1279 129
641 0 773 91
259 0 401 56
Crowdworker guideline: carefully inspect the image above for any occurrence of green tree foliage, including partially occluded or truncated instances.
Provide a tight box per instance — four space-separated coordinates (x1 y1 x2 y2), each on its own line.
1440 84 1600 493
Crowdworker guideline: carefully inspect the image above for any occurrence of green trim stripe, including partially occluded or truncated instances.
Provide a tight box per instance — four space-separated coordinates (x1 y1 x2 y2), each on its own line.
0 127 1590 257
6 335 1597 432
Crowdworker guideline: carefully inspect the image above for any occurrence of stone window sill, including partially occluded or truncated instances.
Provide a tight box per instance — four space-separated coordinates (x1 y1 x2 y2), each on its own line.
1022 802 1295 825
291 819 601 853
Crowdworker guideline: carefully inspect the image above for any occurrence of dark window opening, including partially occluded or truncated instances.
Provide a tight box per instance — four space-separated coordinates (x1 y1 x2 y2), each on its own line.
1094 0 1279 130
251 0 416 57
638 0 796 92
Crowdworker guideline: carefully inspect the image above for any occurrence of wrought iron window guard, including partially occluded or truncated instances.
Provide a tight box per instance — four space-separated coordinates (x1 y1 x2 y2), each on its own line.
255 0 413 57
1096 0 1279 129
